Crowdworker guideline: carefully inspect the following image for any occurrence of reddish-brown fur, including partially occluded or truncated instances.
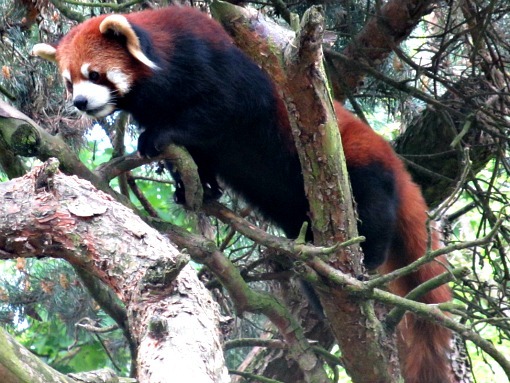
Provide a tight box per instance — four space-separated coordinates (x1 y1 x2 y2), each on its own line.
336 103 452 382
50 7 452 382
57 16 150 84
56 8 232 85
126 7 231 46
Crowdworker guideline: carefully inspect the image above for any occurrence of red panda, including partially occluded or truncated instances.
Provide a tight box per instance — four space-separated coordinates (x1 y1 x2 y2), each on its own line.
32 6 452 382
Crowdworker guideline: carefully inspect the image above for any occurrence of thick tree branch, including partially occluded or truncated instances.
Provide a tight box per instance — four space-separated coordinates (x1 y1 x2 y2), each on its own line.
0 326 74 383
0 161 229 383
285 7 400 382
211 4 401 382
160 221 330 383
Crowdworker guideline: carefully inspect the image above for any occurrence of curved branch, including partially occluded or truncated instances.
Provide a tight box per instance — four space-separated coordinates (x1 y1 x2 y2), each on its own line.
162 222 330 383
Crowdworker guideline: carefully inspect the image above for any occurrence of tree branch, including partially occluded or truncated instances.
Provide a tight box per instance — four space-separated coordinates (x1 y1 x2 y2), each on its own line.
0 161 229 382
324 0 435 99
0 100 126 202
161 222 330 383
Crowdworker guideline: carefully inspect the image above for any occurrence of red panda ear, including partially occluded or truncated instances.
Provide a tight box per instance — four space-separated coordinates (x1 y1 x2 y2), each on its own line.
32 43 57 62
99 15 158 70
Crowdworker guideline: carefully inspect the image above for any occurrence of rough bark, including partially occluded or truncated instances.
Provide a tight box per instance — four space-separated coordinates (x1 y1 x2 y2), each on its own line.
0 162 230 383
213 4 401 382
0 100 122 198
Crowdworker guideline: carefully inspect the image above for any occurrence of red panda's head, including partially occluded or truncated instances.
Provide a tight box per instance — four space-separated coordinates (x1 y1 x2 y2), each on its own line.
32 14 158 118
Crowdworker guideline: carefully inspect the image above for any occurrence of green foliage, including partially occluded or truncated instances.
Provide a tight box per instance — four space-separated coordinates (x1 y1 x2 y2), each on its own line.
14 316 130 374
0 258 130 375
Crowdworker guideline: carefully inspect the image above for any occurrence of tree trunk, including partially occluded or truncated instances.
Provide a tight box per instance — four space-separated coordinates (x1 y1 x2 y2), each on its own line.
0 162 230 383
213 4 402 382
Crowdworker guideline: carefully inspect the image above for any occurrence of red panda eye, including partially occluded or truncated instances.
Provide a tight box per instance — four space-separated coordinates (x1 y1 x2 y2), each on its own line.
89 71 100 82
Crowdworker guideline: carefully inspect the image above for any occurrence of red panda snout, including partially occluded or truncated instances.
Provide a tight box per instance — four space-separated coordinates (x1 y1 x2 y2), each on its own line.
70 80 114 118
62 63 132 118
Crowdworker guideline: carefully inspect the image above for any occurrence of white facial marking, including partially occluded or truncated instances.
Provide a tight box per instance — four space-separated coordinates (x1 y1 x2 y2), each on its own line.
73 80 114 118
106 68 131 95
80 63 91 78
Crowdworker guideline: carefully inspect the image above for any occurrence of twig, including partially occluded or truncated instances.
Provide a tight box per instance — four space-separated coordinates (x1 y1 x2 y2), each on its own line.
126 173 160 218
306 255 510 377
76 318 119 334
366 216 503 289
0 83 15 101
385 267 470 329
224 338 286 350
59 0 144 11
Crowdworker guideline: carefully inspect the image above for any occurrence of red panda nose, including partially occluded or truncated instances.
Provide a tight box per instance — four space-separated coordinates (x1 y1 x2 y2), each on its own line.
73 95 88 111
